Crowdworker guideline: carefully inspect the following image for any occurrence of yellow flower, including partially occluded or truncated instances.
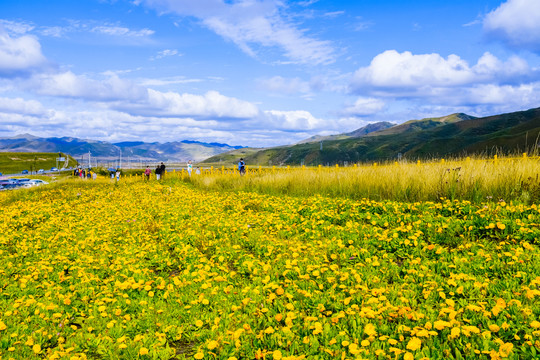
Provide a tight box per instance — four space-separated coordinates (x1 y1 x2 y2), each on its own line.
361 339 370 347
139 347 149 355
194 352 204 359
195 320 204 327
207 340 218 350
348 343 359 354
531 321 540 329
499 342 513 357
32 344 41 354
404 352 414 360
0 321 6 331
488 324 500 332
450 327 460 339
364 323 377 336
273 350 283 359
406 337 421 351
276 287 284 295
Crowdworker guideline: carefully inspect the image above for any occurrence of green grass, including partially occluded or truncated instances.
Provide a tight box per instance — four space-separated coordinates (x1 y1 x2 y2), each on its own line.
0 152 75 175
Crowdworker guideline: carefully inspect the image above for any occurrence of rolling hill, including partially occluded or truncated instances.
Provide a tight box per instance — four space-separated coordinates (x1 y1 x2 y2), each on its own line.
0 152 76 175
203 107 540 166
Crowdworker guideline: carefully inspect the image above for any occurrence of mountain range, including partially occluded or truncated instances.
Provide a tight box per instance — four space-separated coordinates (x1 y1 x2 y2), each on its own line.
202 107 540 166
0 134 244 162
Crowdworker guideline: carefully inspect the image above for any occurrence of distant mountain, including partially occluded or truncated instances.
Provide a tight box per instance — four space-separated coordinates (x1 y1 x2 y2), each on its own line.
0 135 244 162
346 121 396 137
297 121 395 144
365 113 476 137
202 108 540 166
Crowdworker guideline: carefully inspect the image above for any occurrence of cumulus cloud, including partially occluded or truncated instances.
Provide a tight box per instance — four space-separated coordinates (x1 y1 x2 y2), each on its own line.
0 97 50 116
342 97 385 117
136 0 335 64
483 0 540 51
24 69 260 120
129 89 260 119
347 49 540 114
263 110 326 130
0 31 47 75
30 71 148 101
351 50 532 91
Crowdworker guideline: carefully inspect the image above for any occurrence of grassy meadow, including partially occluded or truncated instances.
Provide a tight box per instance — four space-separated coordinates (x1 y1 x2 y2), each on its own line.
0 153 75 175
186 156 540 204
0 156 539 359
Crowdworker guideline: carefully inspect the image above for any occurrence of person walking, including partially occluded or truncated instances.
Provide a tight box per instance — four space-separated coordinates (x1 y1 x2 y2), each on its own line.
238 158 246 175
155 164 161 180
160 162 166 179
144 166 151 181
187 160 193 176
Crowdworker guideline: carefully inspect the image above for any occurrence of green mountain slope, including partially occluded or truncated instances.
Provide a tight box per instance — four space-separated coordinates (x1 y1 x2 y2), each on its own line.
364 113 475 137
297 121 395 144
233 107 540 166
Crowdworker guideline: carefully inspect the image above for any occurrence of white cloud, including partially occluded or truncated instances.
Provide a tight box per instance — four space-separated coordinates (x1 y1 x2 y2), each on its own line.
264 110 326 130
351 50 533 91
0 31 47 75
91 25 155 38
137 89 260 119
137 0 335 65
348 49 540 114
0 97 49 116
150 49 181 60
24 69 259 120
138 76 201 87
0 20 35 34
462 83 540 106
323 11 345 18
484 0 540 51
30 71 148 101
342 97 385 117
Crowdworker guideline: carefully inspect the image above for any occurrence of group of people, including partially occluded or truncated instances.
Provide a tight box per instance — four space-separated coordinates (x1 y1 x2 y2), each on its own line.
144 162 166 180
140 158 246 180
73 167 97 180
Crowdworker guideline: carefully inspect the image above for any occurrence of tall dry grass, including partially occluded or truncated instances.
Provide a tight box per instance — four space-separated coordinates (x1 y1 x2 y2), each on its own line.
181 156 540 203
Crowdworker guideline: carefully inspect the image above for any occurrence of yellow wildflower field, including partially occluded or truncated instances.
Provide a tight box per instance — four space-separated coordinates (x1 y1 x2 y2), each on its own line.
0 178 539 359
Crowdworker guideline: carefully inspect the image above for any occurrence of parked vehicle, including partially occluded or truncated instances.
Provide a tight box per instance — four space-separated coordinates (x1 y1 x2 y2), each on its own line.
22 170 29 174
0 177 50 190
29 179 49 186
37 169 44 174
0 183 19 191
51 167 59 171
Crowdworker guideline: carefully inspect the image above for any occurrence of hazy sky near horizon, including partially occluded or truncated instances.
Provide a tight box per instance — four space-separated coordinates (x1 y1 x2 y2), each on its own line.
1 0 539 147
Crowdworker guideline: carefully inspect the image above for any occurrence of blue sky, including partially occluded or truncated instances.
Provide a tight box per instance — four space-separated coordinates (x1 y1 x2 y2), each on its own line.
0 0 539 147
